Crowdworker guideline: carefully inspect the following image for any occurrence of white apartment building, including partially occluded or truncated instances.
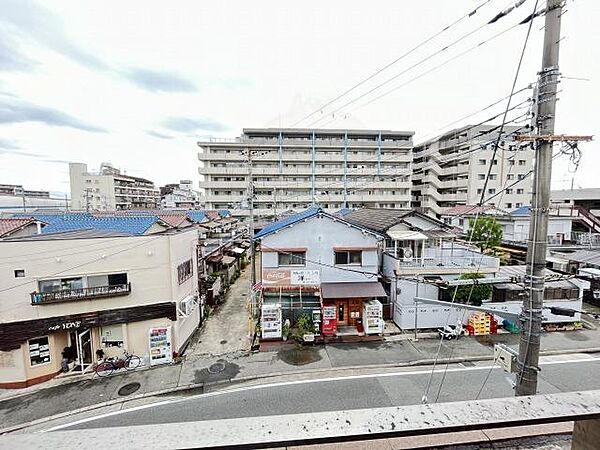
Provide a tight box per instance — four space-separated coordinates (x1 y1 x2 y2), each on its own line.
160 180 201 209
0 228 200 388
197 128 414 218
70 162 160 211
412 125 534 218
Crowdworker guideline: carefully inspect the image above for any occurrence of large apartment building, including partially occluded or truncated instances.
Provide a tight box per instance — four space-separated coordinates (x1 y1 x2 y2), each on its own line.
69 162 160 211
197 128 414 218
411 125 534 217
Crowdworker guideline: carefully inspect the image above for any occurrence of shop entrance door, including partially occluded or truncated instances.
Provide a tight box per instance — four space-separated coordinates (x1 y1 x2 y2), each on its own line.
75 329 94 373
336 300 348 326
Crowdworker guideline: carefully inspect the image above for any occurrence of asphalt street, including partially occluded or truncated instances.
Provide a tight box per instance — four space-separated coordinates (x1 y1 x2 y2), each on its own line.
48 353 600 431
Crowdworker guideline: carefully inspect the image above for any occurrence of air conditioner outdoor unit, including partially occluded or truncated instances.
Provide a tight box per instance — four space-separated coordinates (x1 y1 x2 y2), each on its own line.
179 295 198 316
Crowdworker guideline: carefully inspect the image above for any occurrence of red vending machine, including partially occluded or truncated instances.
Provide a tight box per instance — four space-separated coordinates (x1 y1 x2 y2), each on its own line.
322 304 337 336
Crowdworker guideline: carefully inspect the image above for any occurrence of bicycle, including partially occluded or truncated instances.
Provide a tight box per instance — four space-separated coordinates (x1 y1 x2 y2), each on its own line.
94 350 141 377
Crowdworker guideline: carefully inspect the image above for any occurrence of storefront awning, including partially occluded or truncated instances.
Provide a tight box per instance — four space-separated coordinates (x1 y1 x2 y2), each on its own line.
386 230 428 241
222 255 236 265
321 282 387 299
207 254 223 263
228 247 245 255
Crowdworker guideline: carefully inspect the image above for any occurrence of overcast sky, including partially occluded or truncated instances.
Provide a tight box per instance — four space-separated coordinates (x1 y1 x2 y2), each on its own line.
0 0 598 196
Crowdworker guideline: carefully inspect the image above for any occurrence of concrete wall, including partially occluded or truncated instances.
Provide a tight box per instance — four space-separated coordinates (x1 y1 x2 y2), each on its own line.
69 163 116 211
260 215 382 284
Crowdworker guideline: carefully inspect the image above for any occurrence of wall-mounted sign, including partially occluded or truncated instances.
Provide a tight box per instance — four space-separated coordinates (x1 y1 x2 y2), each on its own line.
263 269 320 287
47 321 82 332
149 326 172 366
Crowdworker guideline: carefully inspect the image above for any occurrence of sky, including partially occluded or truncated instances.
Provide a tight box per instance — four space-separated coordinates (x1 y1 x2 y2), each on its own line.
0 0 598 196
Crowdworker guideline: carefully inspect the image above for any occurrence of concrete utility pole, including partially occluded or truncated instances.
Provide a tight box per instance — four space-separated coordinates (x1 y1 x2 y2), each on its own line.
247 149 256 288
516 0 562 397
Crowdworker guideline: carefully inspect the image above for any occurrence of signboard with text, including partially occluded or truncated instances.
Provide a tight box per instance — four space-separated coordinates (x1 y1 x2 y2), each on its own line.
263 269 320 287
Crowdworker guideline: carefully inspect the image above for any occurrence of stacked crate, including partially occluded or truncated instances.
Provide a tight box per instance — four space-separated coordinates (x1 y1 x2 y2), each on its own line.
468 312 491 336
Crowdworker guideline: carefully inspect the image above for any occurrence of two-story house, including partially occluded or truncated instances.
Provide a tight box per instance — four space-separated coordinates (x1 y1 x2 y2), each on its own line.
343 208 501 329
0 227 201 388
254 207 386 337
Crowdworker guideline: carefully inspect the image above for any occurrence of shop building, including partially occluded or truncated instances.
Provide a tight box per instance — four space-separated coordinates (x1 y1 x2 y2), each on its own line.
254 207 387 338
0 228 201 388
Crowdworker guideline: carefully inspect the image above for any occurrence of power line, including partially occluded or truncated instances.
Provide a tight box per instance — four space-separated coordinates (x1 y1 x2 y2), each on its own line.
309 4 540 129
290 0 496 127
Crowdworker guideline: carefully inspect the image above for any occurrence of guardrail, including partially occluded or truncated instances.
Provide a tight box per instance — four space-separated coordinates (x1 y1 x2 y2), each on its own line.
3 390 599 449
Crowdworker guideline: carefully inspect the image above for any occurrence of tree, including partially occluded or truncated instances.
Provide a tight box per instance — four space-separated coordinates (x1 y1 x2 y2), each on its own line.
452 272 492 307
468 217 503 253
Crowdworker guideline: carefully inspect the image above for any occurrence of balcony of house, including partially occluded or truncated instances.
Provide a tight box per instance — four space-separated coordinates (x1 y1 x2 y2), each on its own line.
31 273 131 305
385 240 499 275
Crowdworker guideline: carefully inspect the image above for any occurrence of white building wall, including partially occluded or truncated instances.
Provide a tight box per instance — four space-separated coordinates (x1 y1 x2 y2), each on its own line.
259 215 382 284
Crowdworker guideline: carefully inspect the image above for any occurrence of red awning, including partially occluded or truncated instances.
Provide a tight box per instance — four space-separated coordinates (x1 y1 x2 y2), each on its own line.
320 282 387 299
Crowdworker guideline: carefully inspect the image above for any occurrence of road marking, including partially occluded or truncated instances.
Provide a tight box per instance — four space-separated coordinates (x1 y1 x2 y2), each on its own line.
44 354 600 432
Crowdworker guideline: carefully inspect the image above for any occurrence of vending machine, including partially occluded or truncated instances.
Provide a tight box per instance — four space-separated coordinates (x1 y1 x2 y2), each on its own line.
363 299 383 334
261 303 282 339
322 304 337 336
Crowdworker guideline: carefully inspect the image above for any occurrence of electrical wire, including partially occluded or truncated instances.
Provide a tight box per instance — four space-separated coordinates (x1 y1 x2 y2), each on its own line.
290 0 496 127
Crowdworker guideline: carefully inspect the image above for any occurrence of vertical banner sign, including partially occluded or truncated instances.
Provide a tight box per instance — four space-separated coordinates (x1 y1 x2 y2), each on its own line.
149 326 173 366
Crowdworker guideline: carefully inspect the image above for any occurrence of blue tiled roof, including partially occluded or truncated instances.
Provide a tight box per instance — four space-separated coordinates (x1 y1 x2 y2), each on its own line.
41 216 163 236
511 206 531 216
187 211 207 223
337 208 353 217
13 213 92 223
218 209 230 218
254 207 321 239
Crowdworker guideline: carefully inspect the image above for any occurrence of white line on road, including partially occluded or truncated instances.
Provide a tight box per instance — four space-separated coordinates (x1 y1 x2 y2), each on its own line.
44 353 600 432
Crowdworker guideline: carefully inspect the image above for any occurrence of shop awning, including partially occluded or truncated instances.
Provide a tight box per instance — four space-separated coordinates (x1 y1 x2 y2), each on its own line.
227 247 245 255
222 255 236 265
207 254 223 263
321 282 387 299
386 230 428 241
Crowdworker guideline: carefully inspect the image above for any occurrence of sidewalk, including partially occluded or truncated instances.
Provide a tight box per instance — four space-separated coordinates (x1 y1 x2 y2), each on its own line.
3 325 600 432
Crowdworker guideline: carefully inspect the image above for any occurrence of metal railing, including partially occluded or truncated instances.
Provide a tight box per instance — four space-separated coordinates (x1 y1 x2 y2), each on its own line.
386 246 499 269
30 283 131 305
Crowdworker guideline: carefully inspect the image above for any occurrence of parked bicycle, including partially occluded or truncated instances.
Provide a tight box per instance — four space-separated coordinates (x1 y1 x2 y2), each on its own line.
94 350 141 377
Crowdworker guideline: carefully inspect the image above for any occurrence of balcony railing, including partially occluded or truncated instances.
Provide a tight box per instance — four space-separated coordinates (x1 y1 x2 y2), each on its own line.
30 283 131 305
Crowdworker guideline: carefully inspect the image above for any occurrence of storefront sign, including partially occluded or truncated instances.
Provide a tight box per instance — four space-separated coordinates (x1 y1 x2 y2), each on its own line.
149 326 173 366
263 269 320 286
47 321 82 332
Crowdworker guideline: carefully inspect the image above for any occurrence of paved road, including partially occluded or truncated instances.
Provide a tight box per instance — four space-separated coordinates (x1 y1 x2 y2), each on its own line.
48 353 600 431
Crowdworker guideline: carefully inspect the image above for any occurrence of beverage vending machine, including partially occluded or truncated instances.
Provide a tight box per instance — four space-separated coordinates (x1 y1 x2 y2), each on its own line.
322 304 337 336
261 303 282 339
363 299 383 334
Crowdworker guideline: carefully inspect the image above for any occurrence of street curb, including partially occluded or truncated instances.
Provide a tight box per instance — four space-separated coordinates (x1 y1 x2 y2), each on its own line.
3 346 600 435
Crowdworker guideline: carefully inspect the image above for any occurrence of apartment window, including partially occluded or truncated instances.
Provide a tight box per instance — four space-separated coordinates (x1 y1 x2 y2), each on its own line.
459 219 465 226
492 159 498 165
507 174 515 181
517 188 524 194
334 250 362 265
519 160 526 166
177 259 193 284
28 336 50 366
14 269 25 278
478 159 486 165
517 174 525 180
477 188 483 194
488 188 496 194
516 202 523 208
278 251 306 266
506 188 513 194
489 174 497 180
478 174 486 180
509 159 515 166
505 203 513 209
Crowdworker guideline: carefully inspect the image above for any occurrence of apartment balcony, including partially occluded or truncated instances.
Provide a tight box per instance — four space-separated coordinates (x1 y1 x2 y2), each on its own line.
387 247 499 276
30 283 132 305
420 175 469 189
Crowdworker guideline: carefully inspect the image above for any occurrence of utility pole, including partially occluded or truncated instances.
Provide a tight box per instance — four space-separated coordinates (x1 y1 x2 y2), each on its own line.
20 187 26 213
515 0 562 397
247 149 256 288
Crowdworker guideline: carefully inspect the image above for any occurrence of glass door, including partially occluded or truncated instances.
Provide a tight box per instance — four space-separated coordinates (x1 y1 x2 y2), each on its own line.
77 329 94 373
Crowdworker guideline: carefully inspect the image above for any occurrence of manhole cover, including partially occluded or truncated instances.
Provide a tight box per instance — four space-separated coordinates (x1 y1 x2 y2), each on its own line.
208 362 226 374
118 382 141 396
